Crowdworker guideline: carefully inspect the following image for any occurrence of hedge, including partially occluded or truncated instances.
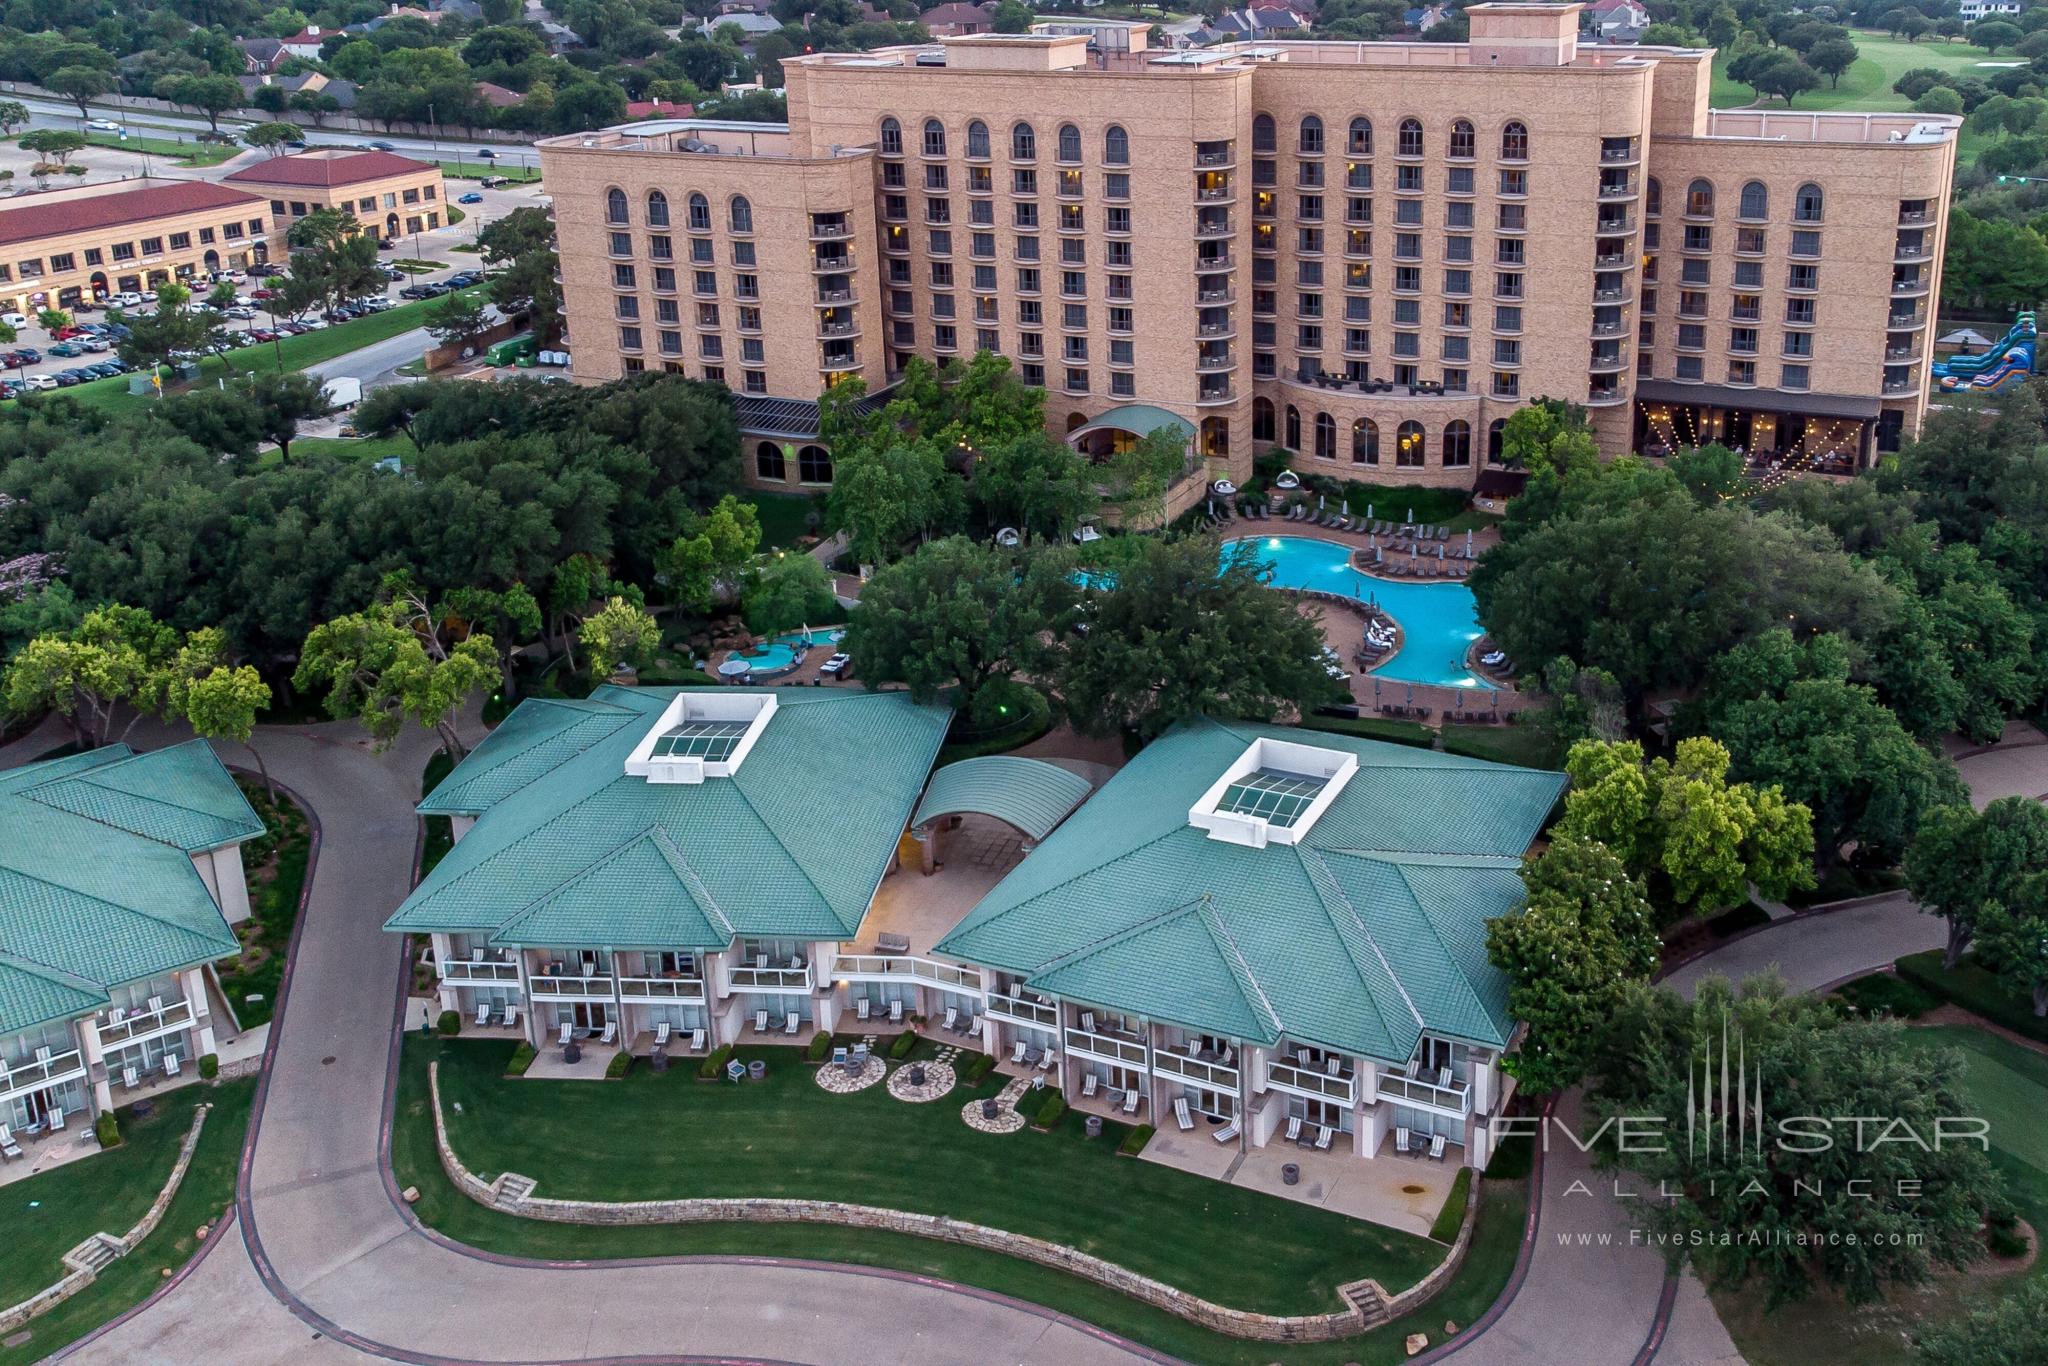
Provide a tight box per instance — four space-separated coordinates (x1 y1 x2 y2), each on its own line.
198 1053 219 1080
506 1042 536 1076
605 1049 632 1079
1895 950 2048 1043
698 1042 736 1079
1429 1168 1473 1242
1033 1088 1067 1129
805 1030 832 1062
888 1030 917 1060
1832 972 1939 1020
94 1111 122 1149
437 1009 463 1036
1118 1123 1154 1156
964 1052 995 1084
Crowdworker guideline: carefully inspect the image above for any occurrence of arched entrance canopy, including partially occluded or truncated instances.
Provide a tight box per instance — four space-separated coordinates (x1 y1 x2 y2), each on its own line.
913 757 1093 843
1065 404 1197 451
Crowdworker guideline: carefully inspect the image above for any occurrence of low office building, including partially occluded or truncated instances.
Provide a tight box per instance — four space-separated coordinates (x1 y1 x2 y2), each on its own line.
224 148 447 244
1 743 263 1141
539 3 1956 499
0 179 271 315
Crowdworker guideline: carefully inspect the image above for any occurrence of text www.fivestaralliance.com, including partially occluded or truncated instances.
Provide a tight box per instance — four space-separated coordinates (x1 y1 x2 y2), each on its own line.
1557 1230 1925 1249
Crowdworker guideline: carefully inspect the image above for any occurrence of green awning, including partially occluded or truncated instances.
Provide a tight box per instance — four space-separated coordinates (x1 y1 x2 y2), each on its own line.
1067 405 1196 443
913 757 1093 843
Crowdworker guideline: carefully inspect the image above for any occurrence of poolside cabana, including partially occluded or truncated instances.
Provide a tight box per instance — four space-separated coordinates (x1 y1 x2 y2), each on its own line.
909 756 1093 875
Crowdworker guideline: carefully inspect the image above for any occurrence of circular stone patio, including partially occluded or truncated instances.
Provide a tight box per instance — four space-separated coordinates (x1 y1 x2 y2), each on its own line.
961 1076 1035 1134
814 1056 885 1094
886 1059 956 1103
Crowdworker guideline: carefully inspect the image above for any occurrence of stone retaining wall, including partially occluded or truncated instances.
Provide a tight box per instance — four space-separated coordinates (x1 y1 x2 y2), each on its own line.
428 1063 1479 1343
1386 1172 1482 1317
0 1103 211 1336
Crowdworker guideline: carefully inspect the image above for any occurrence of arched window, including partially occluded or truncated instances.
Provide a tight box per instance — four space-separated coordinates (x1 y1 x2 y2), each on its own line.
1500 121 1529 160
1487 418 1507 465
1104 125 1129 166
1284 404 1302 450
756 441 786 481
922 119 946 157
1443 420 1472 468
879 117 902 156
1398 118 1423 158
1685 179 1714 217
1252 396 1276 442
1299 115 1324 155
1253 113 1276 153
1057 123 1082 163
1395 421 1425 467
1644 177 1661 217
1448 119 1475 159
1011 121 1036 160
646 190 669 227
1348 117 1372 156
1352 417 1379 465
966 120 990 158
1314 412 1337 459
1738 181 1768 221
729 196 753 233
604 187 629 225
798 445 833 484
1794 183 1824 223
687 192 710 231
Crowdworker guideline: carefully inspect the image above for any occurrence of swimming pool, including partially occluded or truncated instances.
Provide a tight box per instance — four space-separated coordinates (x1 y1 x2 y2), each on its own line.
724 627 846 677
1222 536 1486 690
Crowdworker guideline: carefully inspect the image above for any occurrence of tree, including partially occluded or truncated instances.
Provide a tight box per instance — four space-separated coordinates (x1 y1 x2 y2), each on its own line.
292 600 497 760
479 206 560 336
991 0 1033 32
1558 738 1815 916
1975 874 2048 1015
1100 425 1189 531
1498 398 1598 475
1747 52 1821 104
1914 84 1966 115
242 370 334 462
1485 835 1659 1095
18 129 86 165
1917 1278 2048 1364
1806 37 1858 87
577 595 659 679
741 552 836 636
0 100 28 136
440 582 541 697
2 604 179 749
1904 798 2048 969
244 121 302 154
828 442 963 565
46 66 114 120
658 494 760 613
970 431 1097 544
117 280 218 375
155 73 243 133
424 290 491 349
1588 975 2004 1308
166 627 276 801
282 209 383 316
845 536 1068 721
1971 19 2023 54
35 309 70 334
1055 537 1331 740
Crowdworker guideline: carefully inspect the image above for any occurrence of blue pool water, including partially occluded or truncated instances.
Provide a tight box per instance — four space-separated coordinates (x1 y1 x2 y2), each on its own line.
1222 536 1486 690
726 627 846 676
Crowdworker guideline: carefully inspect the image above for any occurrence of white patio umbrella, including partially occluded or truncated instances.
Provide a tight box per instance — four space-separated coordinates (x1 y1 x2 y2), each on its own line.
1275 470 1301 490
1405 507 1414 524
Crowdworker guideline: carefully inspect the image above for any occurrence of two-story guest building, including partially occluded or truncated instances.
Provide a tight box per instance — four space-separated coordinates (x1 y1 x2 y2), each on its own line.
0 180 271 316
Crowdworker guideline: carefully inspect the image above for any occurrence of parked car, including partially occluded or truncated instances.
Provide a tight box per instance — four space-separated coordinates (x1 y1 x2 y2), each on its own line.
49 370 82 386
52 325 84 340
13 347 40 364
0 380 22 399
457 192 483 205
0 312 26 329
223 305 256 319
86 118 121 133
79 337 109 353
22 374 56 391
398 285 429 300
47 341 83 357
376 238 396 252
83 363 119 378
251 288 278 301
249 328 276 343
113 291 143 308
820 653 851 678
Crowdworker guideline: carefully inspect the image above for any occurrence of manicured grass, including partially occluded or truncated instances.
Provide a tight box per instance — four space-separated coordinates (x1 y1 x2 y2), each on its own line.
1711 33 2001 113
53 132 238 166
1439 722 1558 770
215 780 311 1031
280 434 415 465
1830 971 1940 1020
746 491 824 548
1428 1168 1472 1243
387 259 440 274
0 1079 253 1365
394 1036 1527 1364
425 1037 1439 1313
1896 950 2048 1045
437 161 542 183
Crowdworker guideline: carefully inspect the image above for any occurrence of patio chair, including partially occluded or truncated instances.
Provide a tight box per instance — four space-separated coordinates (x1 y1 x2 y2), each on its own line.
1012 1041 1028 1064
1213 1119 1240 1144
164 1052 181 1078
505 1007 521 1033
476 1003 491 1028
48 1107 65 1132
1080 1010 1096 1032
1315 1125 1334 1151
0 1125 19 1160
783 1013 799 1036
147 995 163 1014
1039 1049 1057 1071
888 1000 904 1025
726 1060 746 1083
1220 1046 1235 1066
654 1022 671 1050
1082 1074 1099 1098
753 1010 769 1034
1186 1041 1202 1060
850 1044 870 1068
1284 1115 1302 1144
960 1013 976 1036
599 1021 618 1046
123 1066 139 1089
690 1028 706 1052
856 998 872 1022
558 1022 573 1047
1174 1096 1194 1131
942 1006 959 1032
1324 1057 1341 1078
1121 1088 1139 1115
1394 1126 1412 1156
755 953 769 970
1439 1066 1454 1089
1429 1133 1447 1162
832 1046 848 1067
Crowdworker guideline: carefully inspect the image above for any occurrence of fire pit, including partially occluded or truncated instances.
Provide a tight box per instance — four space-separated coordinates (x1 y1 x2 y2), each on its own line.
1282 1163 1300 1186
908 1063 927 1087
982 1098 1000 1119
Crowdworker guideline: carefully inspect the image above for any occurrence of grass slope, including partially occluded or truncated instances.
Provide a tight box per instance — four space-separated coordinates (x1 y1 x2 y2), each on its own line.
1712 33 2001 113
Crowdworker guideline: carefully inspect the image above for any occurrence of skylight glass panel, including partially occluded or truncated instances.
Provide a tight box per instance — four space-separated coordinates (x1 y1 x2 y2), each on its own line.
1216 769 1327 828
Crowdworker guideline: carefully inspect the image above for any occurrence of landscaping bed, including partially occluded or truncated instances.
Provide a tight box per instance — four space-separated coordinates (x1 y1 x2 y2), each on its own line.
213 780 310 1030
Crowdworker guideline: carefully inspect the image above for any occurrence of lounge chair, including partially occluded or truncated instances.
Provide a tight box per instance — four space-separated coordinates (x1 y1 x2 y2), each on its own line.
654 1022 671 1050
1220 1046 1235 1066
48 1107 65 1132
1080 1010 1096 1032
1325 1057 1341 1077
942 1006 959 1032
558 1022 573 1047
123 1066 139 1089
690 1028 706 1052
1315 1125 1334 1151
1213 1119 1240 1143
960 1013 975 1036
1038 1050 1057 1071
0 1125 19 1160
1439 1066 1454 1089
505 1006 522 1032
476 1003 491 1028
1012 1041 1028 1064
888 1000 904 1025
1429 1133 1447 1162
832 1045 848 1067
755 953 769 970
1284 1115 1302 1144
1121 1088 1139 1115
850 1044 870 1068
1395 1126 1412 1156
599 1021 617 1046
753 1009 769 1034
1082 1074 1099 1099
783 1013 800 1036
856 998 872 1022
1174 1096 1194 1131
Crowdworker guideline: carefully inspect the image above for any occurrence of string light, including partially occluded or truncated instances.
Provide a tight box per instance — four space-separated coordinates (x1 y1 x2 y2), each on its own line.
1635 401 1862 500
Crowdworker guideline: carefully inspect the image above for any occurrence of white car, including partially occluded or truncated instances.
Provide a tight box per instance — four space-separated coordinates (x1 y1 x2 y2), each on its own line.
223 305 256 319
298 316 328 330
22 374 56 390
820 653 851 677
113 291 142 308
0 312 25 329
86 119 121 133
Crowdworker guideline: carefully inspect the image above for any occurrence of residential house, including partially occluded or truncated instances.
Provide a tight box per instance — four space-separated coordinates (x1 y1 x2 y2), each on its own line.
919 3 999 36
1 743 264 1143
623 96 696 120
274 26 337 61
698 11 784 38
1210 6 1308 37
1959 0 2022 19
475 81 525 110
236 38 290 75
537 20 586 52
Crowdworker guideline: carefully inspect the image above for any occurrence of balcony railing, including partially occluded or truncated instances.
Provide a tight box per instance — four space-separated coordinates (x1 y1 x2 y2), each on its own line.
1152 1049 1239 1090
729 963 815 992
1883 377 1920 395
810 223 853 240
830 953 985 994
0 1047 86 1102
1899 208 1931 225
618 976 706 1001
1195 254 1236 272
93 996 195 1049
527 972 613 1000
985 991 1058 1029
1194 150 1234 168
441 957 520 985
1265 1058 1358 1103
1064 1025 1149 1068
1377 1070 1472 1113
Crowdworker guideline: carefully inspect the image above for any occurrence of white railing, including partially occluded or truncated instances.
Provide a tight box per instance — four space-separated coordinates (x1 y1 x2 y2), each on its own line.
1153 1050 1238 1090
440 959 520 985
0 1047 86 1102
619 976 706 1001
1064 1026 1149 1069
1377 1071 1472 1113
728 964 813 992
526 973 614 1000
830 954 984 995
1266 1059 1358 1104
984 992 1058 1029
93 997 194 1049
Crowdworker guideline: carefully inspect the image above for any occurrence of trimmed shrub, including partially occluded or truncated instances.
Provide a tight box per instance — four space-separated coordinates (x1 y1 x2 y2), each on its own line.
805 1030 832 1062
888 1030 917 1060
604 1049 632 1079
1430 1168 1474 1242
1033 1088 1066 1129
698 1042 736 1079
437 1009 462 1037
1897 951 2048 1044
964 1053 995 1085
1989 1207 2029 1258
198 1053 219 1081
94 1111 121 1148
506 1042 536 1076
1831 972 1938 1020
1118 1123 1155 1156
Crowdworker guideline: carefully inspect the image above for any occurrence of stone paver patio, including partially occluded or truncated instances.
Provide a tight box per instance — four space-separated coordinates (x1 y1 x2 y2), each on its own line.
963 1076 1034 1134
887 1059 956 1103
815 1056 885 1094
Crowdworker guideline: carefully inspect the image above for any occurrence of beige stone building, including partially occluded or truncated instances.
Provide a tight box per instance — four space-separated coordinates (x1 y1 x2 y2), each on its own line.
224 149 447 246
0 179 271 314
538 3 1957 496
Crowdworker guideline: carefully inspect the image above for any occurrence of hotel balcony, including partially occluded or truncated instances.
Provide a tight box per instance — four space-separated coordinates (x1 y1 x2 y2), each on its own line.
1264 1055 1358 1105
1195 253 1236 273
1195 216 1234 240
617 973 706 1002
810 221 852 240
1883 374 1920 396
984 989 1058 1030
92 996 196 1050
1375 1067 1473 1115
1597 177 1639 202
1194 145 1235 170
440 950 520 986
0 1047 87 1104
1152 1046 1239 1093
812 252 855 275
816 286 852 305
818 319 860 338
1063 1022 1149 1069
1197 348 1235 372
1899 207 1932 225
1196 380 1235 404
830 952 984 995
526 969 614 1002
728 959 815 993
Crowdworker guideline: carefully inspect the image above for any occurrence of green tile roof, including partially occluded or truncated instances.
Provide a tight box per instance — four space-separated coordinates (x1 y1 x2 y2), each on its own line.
934 718 1566 1064
386 687 952 948
912 756 1093 843
0 741 263 1035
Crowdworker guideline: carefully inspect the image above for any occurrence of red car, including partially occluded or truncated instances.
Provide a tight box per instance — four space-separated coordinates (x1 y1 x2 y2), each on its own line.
251 287 278 301
52 325 84 340
248 328 276 342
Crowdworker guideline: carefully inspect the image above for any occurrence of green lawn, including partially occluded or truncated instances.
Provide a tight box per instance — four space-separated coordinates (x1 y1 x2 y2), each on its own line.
1712 33 2003 113
1438 722 1560 770
1298 713 1437 750
397 1037 1526 1364
18 133 238 167
0 1080 253 1365
280 434 414 466
437 161 542 183
214 781 311 1031
1895 950 2048 1046
746 491 824 549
